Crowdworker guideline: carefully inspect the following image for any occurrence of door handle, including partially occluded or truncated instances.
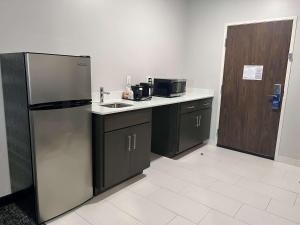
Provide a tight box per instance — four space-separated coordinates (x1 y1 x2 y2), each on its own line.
187 106 195 109
198 115 202 127
128 135 132 152
133 134 136 150
269 84 282 110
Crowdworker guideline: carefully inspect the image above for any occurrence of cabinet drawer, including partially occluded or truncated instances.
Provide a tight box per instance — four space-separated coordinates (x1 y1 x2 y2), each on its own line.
180 101 200 114
199 98 213 109
104 109 152 132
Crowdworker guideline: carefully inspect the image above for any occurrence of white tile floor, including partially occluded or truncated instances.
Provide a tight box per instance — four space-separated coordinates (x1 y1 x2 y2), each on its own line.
47 145 300 225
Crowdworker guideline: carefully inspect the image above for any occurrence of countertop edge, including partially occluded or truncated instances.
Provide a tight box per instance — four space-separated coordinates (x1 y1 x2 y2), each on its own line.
92 94 214 116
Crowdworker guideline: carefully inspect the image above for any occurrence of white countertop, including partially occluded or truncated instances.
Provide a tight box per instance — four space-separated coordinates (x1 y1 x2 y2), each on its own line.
92 88 214 115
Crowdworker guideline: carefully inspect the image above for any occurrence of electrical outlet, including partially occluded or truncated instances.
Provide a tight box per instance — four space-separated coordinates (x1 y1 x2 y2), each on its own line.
126 75 131 86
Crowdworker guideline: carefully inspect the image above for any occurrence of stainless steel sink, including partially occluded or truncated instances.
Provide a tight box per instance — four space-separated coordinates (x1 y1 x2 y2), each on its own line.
101 103 133 108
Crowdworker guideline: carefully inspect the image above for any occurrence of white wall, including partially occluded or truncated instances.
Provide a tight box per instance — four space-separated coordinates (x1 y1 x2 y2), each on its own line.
0 0 188 197
2 0 300 197
184 0 300 162
0 0 187 92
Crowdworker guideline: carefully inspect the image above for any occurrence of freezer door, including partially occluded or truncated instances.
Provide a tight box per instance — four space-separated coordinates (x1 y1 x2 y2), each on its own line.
29 105 93 223
25 53 91 105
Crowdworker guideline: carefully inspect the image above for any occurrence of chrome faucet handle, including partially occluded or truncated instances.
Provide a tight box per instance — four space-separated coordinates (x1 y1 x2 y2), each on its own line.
99 87 110 103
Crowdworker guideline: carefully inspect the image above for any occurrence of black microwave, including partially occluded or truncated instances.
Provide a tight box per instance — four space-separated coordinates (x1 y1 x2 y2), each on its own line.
153 79 186 97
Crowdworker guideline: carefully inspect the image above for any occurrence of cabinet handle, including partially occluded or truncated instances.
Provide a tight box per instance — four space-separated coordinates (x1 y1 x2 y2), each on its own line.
187 106 195 109
198 115 202 127
202 103 210 106
128 135 132 151
133 134 136 150
196 116 199 128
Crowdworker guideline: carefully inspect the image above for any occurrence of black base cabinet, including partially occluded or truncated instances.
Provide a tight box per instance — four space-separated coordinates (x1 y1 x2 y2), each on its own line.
179 111 201 152
93 109 152 195
152 98 212 158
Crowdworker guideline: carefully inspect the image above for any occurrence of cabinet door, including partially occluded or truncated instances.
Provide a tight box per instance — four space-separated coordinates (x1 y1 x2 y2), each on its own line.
104 128 131 188
199 108 212 141
179 111 201 152
129 123 151 176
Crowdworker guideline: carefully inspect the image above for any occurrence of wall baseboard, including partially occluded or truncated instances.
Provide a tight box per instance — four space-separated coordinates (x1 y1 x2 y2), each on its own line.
217 144 274 160
276 155 300 167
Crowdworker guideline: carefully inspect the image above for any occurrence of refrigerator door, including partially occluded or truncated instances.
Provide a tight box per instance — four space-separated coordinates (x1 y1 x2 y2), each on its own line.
25 53 91 105
29 104 93 223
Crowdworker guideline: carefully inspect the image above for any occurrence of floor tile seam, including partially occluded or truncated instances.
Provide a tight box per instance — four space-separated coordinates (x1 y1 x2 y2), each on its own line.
236 179 299 199
294 194 299 206
237 202 300 225
151 163 221 184
207 184 272 211
265 206 300 225
149 166 221 190
196 209 211 225
74 211 95 225
254 180 299 196
126 187 208 224
152 168 221 189
174 188 243 217
107 192 177 225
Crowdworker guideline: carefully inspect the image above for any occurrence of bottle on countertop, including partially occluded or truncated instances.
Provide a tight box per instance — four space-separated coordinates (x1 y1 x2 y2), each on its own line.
148 77 153 97
122 75 134 100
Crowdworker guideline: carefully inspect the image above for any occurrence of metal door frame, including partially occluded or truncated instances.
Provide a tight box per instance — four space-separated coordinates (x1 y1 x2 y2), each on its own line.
215 16 298 161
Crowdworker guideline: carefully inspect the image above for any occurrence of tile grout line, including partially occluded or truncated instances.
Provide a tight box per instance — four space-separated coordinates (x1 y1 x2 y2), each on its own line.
107 200 156 225
115 186 210 225
162 170 300 224
197 209 211 225
149 166 249 206
265 198 272 211
235 177 299 205
243 202 300 225
153 157 288 192
74 211 94 225
265 207 300 224
251 171 300 196
165 216 177 225
234 202 300 225
232 175 243 186
107 193 178 225
146 167 217 194
128 182 213 224
293 193 299 206
233 203 244 218
149 166 219 190
134 178 239 221
52 147 300 225
127 188 202 225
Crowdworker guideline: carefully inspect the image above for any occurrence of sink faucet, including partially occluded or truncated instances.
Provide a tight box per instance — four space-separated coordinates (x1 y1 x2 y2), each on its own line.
100 87 110 103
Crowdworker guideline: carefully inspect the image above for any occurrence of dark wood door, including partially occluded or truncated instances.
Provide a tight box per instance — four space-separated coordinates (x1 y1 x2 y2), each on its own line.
218 20 293 159
129 123 151 176
104 128 131 188
179 111 201 152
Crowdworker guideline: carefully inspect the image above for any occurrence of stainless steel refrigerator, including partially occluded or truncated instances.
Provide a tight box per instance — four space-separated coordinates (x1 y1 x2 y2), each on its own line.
0 53 93 224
